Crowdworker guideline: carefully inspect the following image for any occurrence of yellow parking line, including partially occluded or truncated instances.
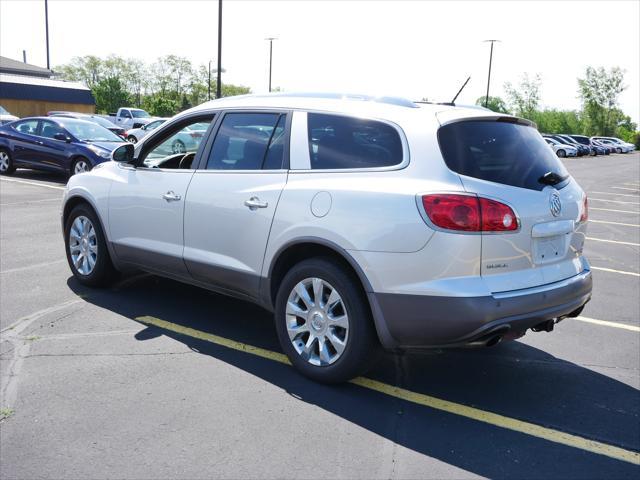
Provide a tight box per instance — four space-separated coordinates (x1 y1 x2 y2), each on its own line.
590 191 640 198
575 316 640 332
586 237 639 247
611 187 640 192
591 266 640 277
590 207 640 215
136 315 640 465
623 182 640 187
589 219 640 228
0 177 65 191
589 198 640 206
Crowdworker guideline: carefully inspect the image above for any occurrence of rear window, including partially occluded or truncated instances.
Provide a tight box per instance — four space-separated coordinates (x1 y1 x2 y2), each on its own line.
307 113 403 169
438 120 569 191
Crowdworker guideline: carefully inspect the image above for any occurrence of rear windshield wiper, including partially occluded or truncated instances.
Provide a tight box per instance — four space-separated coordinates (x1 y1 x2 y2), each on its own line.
538 171 568 186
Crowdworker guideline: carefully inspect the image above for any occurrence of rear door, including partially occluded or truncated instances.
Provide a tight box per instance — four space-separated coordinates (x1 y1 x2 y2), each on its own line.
437 117 587 293
183 111 289 299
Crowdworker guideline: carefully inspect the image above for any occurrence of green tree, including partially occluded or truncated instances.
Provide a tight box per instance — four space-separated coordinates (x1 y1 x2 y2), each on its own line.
578 66 626 136
531 109 584 134
475 95 510 114
504 73 541 120
93 77 130 114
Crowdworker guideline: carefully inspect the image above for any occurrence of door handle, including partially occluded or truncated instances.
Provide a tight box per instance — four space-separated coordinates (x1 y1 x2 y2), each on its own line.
162 191 182 202
244 196 268 210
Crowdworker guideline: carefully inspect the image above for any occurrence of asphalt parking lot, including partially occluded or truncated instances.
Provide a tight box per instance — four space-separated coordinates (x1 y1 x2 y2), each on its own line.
1 154 639 479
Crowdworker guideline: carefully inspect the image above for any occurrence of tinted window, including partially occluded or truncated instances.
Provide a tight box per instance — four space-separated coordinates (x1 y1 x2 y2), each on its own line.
438 120 569 191
13 120 38 135
570 135 590 145
206 113 283 170
307 113 403 169
40 121 67 139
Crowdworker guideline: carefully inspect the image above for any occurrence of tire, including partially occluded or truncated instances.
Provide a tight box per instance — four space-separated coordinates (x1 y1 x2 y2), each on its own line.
71 157 92 176
616 148 622 154
64 204 118 287
274 257 378 383
0 148 16 175
172 140 186 154
127 135 138 144
557 149 566 158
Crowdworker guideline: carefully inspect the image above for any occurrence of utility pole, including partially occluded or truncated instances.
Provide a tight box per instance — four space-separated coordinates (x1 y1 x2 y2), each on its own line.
265 37 277 92
44 0 50 69
216 0 222 99
208 60 212 101
483 39 500 108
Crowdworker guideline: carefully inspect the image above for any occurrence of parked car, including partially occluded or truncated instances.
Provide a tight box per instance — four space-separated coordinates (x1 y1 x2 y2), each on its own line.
547 134 589 156
125 118 168 144
48 111 127 139
544 137 578 157
106 108 155 130
0 117 127 176
592 137 635 153
61 93 592 383
568 134 604 156
0 105 19 125
591 139 611 155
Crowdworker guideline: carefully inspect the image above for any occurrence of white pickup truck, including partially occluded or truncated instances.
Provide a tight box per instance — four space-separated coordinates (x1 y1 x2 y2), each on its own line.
106 108 155 130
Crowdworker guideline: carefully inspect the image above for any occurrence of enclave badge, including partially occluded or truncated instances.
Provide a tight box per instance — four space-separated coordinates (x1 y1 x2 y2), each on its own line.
549 192 562 217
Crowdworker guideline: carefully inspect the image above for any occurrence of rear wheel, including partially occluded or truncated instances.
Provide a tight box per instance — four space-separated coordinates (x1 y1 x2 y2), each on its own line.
557 149 566 158
172 140 186 154
64 204 117 287
127 135 138 144
71 157 92 176
0 149 16 175
274 257 377 383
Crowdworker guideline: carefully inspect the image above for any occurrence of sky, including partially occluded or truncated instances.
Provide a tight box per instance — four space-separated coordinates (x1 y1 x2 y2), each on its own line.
1 0 638 123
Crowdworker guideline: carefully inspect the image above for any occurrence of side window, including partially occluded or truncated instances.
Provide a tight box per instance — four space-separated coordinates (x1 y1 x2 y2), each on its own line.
206 113 284 170
307 113 403 169
147 120 162 131
121 110 132 119
39 121 67 139
141 116 214 169
13 120 39 135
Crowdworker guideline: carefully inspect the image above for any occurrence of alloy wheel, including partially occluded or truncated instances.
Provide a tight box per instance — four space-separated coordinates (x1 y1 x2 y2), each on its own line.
69 216 98 275
285 277 349 366
172 140 186 154
74 160 90 175
0 151 9 172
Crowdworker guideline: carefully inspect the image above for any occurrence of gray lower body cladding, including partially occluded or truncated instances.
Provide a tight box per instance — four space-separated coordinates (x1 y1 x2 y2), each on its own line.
371 270 592 349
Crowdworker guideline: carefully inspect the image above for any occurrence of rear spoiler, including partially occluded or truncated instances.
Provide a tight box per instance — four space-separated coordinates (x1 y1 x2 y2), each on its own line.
435 110 537 129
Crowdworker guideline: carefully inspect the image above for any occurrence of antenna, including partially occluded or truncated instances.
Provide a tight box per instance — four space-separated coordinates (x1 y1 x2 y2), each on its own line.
451 76 471 105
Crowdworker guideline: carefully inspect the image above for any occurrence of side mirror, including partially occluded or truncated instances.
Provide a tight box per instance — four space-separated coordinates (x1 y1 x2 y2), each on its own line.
54 133 71 143
112 143 135 163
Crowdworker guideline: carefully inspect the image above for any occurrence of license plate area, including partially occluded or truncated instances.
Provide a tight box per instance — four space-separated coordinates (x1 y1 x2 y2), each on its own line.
533 234 569 265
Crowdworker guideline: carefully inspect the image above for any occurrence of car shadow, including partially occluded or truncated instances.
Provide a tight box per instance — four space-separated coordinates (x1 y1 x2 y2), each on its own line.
11 168 68 184
67 274 640 478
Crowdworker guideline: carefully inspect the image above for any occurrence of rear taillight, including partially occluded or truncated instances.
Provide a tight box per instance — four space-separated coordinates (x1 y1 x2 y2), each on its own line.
580 196 588 223
421 194 518 232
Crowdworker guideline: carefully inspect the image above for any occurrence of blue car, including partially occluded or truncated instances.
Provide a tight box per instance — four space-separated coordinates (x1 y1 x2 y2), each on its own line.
0 116 127 177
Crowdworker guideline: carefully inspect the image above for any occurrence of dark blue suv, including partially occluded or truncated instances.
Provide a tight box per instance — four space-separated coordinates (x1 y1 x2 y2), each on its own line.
0 116 126 176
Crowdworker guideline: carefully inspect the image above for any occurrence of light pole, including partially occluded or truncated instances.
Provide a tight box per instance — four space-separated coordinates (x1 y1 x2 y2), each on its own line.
216 0 222 98
265 37 277 92
208 60 212 100
44 0 50 69
483 39 500 108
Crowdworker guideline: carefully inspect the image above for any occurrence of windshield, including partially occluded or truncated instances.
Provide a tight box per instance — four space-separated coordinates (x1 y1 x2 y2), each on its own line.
131 109 150 118
438 119 570 191
61 120 123 142
89 115 116 129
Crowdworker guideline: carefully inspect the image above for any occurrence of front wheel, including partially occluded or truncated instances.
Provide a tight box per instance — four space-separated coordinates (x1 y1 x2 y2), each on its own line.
71 157 92 176
274 257 377 383
64 204 117 287
172 140 186 154
127 135 138 144
557 149 566 158
0 149 16 175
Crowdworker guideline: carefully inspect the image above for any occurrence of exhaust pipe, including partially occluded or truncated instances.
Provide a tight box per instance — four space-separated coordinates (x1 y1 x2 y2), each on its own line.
531 319 555 333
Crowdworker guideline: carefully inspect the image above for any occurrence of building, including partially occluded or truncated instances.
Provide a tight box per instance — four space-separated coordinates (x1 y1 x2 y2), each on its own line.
0 56 95 117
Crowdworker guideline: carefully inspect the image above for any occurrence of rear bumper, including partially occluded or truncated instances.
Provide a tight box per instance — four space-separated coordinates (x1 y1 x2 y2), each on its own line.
370 269 592 349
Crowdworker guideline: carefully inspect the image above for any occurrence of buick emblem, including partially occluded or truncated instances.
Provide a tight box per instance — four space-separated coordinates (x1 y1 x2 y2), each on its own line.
549 192 562 217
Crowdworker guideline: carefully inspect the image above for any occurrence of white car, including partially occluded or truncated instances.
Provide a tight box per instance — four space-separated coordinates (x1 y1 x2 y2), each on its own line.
126 118 167 144
591 137 635 153
544 137 578 157
61 93 592 383
0 105 18 125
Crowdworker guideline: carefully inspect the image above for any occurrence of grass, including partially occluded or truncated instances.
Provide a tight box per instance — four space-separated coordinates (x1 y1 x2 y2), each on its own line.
0 407 15 421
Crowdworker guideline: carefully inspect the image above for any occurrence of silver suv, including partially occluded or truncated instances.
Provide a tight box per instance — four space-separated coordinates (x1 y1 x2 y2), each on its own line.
62 93 592 383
